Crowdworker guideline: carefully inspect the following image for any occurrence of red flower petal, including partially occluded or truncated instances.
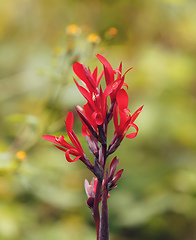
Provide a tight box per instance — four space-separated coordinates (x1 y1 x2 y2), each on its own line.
126 123 139 139
96 54 114 85
103 79 121 97
96 69 104 86
43 135 57 143
65 149 81 162
43 135 72 149
65 111 74 133
74 78 92 103
113 103 119 133
68 131 84 154
92 111 104 125
116 89 129 111
73 62 96 92
75 105 98 138
73 62 89 83
92 67 98 81
131 105 144 122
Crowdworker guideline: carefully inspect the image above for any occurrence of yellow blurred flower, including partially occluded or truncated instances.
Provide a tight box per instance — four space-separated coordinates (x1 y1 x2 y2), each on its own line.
16 151 27 161
52 46 63 56
107 27 118 37
66 24 81 36
87 33 101 44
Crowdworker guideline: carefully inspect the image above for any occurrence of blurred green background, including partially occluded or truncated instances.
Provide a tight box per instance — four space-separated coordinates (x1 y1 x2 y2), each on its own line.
0 0 196 239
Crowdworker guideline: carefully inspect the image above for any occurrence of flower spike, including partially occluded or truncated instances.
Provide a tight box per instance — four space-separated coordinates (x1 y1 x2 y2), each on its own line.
43 54 143 240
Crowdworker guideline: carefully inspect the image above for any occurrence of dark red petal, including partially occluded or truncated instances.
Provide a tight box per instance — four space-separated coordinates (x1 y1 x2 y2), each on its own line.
112 169 124 183
86 197 95 208
108 156 119 181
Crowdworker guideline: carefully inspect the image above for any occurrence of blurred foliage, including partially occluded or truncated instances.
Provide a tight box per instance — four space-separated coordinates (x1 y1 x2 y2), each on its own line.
0 0 196 239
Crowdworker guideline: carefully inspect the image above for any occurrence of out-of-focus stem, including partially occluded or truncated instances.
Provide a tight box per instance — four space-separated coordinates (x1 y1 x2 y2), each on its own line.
93 178 102 240
99 170 109 240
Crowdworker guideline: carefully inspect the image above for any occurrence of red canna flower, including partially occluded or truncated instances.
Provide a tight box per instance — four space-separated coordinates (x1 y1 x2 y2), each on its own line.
43 111 87 163
43 54 143 240
96 54 131 104
107 89 143 154
73 54 132 138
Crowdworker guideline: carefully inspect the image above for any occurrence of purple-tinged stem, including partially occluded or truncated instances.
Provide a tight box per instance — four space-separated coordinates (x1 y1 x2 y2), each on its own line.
93 178 102 240
99 170 109 240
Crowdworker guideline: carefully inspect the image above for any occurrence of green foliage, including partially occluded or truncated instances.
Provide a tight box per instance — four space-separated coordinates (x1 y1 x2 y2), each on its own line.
0 0 196 239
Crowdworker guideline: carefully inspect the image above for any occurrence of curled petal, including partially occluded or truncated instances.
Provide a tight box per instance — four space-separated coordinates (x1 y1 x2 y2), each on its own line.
126 123 139 139
82 124 90 137
65 149 81 162
43 135 72 149
92 111 104 125
123 82 129 89
123 67 133 75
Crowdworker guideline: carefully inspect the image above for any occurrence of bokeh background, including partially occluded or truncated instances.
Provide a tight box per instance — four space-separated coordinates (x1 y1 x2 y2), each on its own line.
0 0 196 239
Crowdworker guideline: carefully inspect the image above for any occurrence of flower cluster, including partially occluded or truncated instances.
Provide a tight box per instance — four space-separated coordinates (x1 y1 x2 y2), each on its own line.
43 54 143 240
